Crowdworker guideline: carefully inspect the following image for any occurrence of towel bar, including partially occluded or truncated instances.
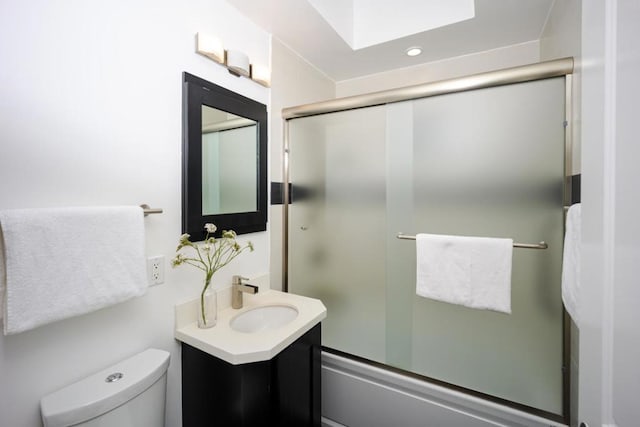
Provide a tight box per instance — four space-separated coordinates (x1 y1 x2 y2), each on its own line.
396 233 548 250
140 204 163 216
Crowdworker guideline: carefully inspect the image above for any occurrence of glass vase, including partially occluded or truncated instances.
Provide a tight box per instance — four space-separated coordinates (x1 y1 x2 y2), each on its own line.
198 284 217 329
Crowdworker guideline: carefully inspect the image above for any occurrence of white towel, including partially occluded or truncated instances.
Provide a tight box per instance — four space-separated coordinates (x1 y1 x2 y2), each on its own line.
0 206 148 335
562 203 581 326
416 233 513 314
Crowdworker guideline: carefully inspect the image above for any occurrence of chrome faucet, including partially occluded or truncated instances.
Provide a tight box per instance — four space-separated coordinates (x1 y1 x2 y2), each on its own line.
232 275 258 309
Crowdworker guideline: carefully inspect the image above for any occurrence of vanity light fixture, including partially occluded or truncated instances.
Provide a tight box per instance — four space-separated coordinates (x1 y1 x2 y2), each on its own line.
195 32 270 87
406 46 423 57
250 64 271 87
196 32 225 64
226 50 251 77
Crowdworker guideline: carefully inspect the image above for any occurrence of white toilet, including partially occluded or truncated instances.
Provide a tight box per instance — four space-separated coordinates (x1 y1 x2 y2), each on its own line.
40 348 170 427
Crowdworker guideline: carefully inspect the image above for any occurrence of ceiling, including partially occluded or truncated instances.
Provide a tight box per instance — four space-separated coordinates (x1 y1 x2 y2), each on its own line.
227 0 555 82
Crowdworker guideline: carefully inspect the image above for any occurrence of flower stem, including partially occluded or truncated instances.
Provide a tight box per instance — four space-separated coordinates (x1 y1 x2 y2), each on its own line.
200 288 207 325
200 275 212 326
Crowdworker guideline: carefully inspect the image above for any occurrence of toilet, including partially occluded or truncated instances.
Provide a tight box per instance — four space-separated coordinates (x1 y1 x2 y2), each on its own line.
40 348 170 427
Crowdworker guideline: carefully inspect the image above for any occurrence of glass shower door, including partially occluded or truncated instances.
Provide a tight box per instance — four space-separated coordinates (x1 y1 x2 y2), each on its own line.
288 106 388 363
287 76 567 415
400 77 566 414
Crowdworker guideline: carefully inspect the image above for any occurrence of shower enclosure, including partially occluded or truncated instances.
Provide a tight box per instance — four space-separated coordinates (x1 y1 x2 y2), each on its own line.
283 58 573 423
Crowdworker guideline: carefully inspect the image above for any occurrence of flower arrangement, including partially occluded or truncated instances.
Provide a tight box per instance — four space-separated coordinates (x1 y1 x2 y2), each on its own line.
172 223 253 327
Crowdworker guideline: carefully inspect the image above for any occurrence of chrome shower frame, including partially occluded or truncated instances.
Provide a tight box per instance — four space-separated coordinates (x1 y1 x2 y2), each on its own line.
281 57 575 423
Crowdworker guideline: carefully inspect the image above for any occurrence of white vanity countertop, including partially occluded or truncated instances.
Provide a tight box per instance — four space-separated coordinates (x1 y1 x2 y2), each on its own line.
174 290 326 365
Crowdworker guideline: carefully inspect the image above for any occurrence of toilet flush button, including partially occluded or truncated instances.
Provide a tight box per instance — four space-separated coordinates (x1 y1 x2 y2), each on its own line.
105 372 123 383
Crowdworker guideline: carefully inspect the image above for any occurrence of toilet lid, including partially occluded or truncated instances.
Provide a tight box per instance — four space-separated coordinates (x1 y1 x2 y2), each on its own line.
40 348 170 427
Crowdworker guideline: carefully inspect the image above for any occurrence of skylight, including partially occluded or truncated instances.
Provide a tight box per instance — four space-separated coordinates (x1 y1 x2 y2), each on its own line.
307 0 475 50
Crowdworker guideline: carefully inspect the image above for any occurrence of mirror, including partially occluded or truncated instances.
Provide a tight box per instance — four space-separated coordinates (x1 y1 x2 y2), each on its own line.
182 72 267 240
201 107 257 215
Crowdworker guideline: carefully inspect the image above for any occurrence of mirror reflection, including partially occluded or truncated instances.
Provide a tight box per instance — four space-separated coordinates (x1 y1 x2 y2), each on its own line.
201 106 257 215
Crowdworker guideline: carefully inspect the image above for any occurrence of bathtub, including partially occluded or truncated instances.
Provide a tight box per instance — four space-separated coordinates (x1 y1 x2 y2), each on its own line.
320 351 567 427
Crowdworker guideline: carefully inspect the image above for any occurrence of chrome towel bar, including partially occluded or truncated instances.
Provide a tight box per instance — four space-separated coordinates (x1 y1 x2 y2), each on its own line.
140 204 163 216
396 233 548 250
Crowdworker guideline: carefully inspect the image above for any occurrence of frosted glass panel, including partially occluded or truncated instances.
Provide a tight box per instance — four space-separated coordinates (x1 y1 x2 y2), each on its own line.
407 78 566 414
288 77 566 415
289 107 388 362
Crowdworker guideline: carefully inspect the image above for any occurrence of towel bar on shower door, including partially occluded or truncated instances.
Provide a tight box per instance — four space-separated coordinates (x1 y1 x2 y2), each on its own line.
395 233 548 250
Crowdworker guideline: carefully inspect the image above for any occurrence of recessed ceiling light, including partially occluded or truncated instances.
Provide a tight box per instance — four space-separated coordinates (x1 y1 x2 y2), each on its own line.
406 47 422 57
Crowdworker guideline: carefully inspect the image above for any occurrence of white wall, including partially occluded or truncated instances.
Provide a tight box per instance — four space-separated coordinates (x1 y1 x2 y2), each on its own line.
611 0 640 424
540 0 582 61
0 1 269 426
268 39 335 290
579 0 609 425
580 1 640 426
335 41 540 98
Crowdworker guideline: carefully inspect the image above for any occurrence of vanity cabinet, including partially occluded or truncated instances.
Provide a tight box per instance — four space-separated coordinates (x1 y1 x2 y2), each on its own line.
182 323 321 427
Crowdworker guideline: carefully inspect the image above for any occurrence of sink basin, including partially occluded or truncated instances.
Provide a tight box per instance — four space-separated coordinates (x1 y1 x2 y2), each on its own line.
230 304 299 333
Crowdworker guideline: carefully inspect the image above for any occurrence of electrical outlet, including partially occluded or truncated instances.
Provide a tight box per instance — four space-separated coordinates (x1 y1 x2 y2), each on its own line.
147 255 165 286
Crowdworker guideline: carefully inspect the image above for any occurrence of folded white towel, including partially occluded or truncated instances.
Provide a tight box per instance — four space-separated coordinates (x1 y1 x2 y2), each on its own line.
0 206 148 335
562 203 581 326
416 233 513 314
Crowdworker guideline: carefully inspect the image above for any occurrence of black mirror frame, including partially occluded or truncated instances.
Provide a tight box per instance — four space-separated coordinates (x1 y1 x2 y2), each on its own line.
182 72 267 241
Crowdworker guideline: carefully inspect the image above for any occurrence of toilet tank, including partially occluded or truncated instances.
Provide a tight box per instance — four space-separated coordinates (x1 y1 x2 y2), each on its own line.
40 348 170 427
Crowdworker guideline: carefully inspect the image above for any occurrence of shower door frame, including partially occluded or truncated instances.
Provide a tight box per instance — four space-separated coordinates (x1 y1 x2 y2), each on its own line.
281 57 574 423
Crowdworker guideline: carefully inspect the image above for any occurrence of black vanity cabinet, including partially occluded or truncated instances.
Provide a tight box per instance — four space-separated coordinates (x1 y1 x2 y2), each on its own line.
182 323 321 427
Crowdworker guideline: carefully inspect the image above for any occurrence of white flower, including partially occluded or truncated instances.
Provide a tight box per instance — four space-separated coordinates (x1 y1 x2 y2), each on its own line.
222 230 237 239
172 223 253 285
171 253 185 267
